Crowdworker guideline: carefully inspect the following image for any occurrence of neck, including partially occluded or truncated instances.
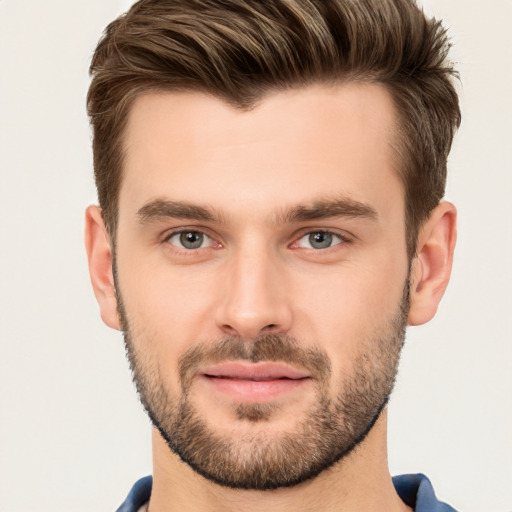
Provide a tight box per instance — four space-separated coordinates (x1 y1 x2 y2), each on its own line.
147 410 411 512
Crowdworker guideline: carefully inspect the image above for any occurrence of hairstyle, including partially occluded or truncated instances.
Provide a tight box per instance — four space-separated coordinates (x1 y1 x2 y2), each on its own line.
87 0 460 258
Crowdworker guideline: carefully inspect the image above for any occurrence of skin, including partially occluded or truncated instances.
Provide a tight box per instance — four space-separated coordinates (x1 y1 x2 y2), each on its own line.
85 82 456 512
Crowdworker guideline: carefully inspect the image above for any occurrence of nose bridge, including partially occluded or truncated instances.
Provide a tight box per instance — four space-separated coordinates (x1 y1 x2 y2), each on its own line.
215 238 292 339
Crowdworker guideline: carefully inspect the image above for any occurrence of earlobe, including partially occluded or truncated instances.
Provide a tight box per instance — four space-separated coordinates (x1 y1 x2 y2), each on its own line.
408 202 457 326
84 205 121 330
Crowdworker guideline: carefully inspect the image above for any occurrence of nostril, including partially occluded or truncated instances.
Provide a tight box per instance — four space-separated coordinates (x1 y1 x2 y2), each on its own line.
222 324 239 335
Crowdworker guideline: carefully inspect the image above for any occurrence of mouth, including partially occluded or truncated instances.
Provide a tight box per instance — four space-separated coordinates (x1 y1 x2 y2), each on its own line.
199 362 312 401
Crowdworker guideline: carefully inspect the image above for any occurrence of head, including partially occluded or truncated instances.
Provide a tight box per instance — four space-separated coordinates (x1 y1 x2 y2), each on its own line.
85 0 459 491
87 0 460 260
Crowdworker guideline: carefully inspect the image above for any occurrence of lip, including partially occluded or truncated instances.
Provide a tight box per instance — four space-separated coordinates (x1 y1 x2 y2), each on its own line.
201 361 311 380
199 362 311 401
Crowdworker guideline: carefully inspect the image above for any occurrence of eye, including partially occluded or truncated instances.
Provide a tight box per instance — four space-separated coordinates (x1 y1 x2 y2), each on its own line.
296 231 344 250
166 230 213 250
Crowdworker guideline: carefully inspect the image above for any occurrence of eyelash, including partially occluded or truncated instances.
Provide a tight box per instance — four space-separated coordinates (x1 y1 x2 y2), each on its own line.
163 229 218 253
293 230 350 250
162 228 352 253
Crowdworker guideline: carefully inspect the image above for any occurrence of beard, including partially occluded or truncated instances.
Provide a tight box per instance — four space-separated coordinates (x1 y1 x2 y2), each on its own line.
117 281 409 491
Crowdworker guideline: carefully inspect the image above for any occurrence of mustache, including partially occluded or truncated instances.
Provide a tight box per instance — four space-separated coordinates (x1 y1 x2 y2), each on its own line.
178 334 332 389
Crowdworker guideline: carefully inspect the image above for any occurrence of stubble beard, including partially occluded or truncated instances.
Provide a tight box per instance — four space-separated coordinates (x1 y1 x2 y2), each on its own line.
117 283 409 490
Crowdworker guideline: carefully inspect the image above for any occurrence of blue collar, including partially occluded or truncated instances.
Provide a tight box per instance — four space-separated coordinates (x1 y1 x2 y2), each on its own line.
116 473 457 511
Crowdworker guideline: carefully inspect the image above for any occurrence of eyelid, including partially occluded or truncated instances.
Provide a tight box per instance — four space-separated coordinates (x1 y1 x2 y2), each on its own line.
290 228 354 247
162 227 220 250
159 226 353 251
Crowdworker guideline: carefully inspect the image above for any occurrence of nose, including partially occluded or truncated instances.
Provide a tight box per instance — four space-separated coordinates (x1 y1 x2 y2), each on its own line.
214 247 293 340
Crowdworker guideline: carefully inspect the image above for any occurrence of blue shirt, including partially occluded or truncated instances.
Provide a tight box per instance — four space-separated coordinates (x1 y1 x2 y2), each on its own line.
116 473 458 511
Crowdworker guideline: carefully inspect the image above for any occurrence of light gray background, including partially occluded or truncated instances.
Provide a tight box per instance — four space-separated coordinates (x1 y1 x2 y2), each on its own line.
0 1 510 511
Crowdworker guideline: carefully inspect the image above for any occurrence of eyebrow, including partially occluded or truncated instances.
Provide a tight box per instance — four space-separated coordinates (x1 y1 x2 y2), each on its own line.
280 197 378 223
137 199 217 224
136 196 378 226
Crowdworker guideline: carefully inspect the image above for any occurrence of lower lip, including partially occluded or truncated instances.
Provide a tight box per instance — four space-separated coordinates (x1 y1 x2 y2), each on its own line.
201 375 311 401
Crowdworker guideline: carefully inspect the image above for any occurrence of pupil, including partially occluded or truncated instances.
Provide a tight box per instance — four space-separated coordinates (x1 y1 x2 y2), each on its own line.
309 232 332 249
180 231 203 249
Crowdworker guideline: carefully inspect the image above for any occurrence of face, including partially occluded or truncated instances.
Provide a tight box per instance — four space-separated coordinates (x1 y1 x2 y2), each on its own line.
114 83 410 489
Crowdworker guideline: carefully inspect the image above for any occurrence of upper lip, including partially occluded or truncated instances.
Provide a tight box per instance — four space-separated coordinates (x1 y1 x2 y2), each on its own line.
201 362 311 381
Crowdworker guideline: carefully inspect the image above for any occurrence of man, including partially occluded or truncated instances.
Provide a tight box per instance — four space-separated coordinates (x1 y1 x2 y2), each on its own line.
84 0 460 510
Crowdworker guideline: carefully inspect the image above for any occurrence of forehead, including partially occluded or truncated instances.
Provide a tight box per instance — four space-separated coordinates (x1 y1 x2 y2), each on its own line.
120 83 402 222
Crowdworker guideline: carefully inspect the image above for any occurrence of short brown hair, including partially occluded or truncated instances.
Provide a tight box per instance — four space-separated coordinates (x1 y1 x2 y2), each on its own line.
87 0 460 258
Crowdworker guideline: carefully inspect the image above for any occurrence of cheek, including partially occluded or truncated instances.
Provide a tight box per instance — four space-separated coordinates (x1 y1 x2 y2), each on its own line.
116 253 221 389
118 242 215 321
293 256 408 372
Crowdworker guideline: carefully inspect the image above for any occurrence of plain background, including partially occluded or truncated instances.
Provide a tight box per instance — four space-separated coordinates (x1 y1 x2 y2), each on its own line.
0 1 510 511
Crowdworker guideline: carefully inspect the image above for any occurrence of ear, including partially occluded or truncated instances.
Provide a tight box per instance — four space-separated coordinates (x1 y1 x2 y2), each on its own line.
408 201 457 326
84 205 121 330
